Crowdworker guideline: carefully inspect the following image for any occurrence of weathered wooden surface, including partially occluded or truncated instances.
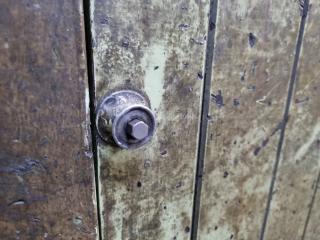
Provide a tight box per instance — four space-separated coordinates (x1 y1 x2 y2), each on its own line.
264 1 320 239
0 1 98 239
90 0 209 239
197 1 303 239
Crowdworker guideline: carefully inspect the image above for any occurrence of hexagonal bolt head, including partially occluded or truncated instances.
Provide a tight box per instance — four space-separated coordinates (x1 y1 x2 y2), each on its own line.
126 119 149 140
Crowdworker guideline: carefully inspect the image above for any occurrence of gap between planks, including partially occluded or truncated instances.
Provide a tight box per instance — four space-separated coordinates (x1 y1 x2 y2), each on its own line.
190 1 219 240
83 1 103 240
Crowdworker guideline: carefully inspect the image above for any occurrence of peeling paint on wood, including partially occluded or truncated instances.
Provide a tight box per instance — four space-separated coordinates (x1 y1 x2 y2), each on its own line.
0 1 98 239
141 43 166 111
90 0 209 239
264 1 320 239
198 1 302 239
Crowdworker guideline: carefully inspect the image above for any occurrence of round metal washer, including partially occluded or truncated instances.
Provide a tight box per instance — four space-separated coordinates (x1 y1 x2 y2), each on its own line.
96 90 156 149
112 105 155 149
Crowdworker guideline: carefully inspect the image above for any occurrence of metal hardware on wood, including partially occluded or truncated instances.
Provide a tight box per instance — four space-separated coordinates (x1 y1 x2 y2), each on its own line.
127 119 149 140
96 90 156 149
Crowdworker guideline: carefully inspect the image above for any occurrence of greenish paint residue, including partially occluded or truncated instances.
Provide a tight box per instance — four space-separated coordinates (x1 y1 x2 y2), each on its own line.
142 44 167 112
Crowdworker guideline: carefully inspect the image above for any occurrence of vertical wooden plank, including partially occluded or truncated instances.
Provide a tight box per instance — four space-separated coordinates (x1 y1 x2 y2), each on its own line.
0 1 98 239
264 1 320 239
197 1 302 239
90 0 209 239
304 179 320 238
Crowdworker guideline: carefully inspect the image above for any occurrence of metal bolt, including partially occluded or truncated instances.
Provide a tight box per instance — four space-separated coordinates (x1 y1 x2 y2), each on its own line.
127 119 149 140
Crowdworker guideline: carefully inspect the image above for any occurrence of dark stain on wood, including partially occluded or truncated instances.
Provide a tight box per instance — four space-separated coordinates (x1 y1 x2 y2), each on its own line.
248 33 257 48
0 1 97 239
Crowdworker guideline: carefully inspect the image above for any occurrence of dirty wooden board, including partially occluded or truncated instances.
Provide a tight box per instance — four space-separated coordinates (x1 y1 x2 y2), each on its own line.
0 1 98 239
90 0 209 239
197 1 303 239
264 1 320 239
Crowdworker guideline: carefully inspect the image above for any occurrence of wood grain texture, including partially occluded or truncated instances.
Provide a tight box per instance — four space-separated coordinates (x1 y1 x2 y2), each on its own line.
0 1 98 239
90 0 209 239
264 1 320 239
197 1 303 239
